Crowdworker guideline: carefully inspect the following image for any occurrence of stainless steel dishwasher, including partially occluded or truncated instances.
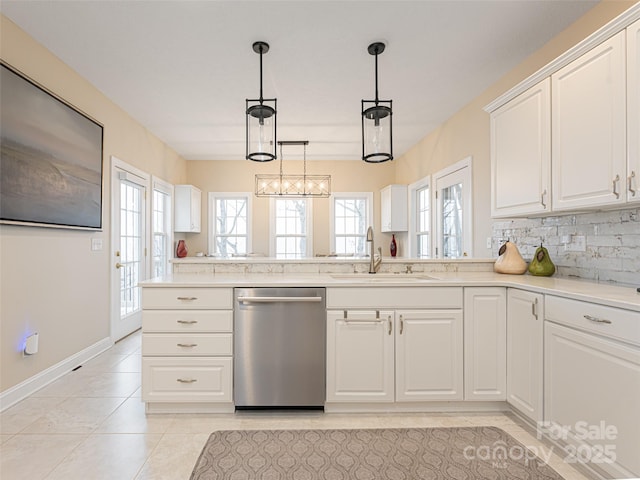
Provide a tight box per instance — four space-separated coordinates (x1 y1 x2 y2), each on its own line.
234 287 326 408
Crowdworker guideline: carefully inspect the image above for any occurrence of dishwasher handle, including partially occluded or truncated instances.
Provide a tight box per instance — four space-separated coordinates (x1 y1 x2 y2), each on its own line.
237 296 323 304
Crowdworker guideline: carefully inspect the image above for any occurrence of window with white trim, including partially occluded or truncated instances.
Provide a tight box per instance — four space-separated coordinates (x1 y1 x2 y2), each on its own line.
271 198 312 258
330 192 372 256
409 176 431 258
151 178 173 277
209 193 251 257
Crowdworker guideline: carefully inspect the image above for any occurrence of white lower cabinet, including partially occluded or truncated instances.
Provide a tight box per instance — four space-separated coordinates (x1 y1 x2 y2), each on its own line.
506 288 543 422
464 288 506 400
544 296 640 478
326 310 394 403
326 307 463 404
141 287 234 412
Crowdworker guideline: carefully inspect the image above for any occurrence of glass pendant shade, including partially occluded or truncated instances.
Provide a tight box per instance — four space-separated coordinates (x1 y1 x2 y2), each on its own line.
246 41 277 162
362 100 393 163
246 99 277 161
361 42 393 163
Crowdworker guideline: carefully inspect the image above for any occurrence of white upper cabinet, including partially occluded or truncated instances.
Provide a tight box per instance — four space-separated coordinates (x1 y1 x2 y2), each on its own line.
551 31 627 211
380 184 408 232
174 185 201 233
628 19 640 203
491 79 551 217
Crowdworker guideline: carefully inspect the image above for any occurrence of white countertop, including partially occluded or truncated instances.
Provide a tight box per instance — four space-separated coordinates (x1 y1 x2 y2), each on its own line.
140 271 640 312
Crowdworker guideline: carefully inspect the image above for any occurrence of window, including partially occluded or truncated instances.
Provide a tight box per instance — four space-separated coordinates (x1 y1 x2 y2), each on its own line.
151 177 173 278
408 176 431 258
434 157 473 258
271 198 312 258
209 193 251 257
330 193 373 256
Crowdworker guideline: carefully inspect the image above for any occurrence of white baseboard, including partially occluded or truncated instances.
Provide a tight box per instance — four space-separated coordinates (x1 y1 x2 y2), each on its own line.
0 337 113 412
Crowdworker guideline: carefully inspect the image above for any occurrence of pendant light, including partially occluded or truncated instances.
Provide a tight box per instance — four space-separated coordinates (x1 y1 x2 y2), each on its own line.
255 141 331 197
361 42 393 163
246 41 277 162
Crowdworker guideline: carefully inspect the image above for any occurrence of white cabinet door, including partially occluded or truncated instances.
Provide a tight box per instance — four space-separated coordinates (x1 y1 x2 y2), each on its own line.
545 322 640 478
464 288 506 401
628 19 640 203
174 185 201 232
395 310 463 401
326 310 394 403
380 185 408 232
506 289 543 422
552 31 626 211
491 79 551 217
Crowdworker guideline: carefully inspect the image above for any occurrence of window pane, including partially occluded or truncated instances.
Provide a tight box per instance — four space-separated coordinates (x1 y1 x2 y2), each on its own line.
274 199 308 258
442 183 463 258
333 195 369 256
214 196 249 256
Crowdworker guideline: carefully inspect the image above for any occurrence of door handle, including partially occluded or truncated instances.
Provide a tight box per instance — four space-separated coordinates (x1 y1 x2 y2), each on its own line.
115 262 124 269
399 315 404 335
237 296 322 303
531 298 538 320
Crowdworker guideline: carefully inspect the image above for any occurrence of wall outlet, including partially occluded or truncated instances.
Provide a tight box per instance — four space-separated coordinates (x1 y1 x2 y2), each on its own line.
486 237 492 249
565 235 586 252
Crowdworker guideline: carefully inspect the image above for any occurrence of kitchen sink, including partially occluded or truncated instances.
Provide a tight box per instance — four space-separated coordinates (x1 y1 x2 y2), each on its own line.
330 273 438 282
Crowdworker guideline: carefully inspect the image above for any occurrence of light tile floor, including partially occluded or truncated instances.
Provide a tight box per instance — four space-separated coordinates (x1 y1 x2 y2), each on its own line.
1 331 594 480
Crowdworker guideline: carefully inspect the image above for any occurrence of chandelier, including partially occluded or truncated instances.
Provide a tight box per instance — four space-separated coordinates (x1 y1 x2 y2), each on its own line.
255 141 331 197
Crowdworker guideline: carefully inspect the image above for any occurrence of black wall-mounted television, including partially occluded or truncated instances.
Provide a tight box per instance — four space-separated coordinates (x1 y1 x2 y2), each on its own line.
0 62 104 231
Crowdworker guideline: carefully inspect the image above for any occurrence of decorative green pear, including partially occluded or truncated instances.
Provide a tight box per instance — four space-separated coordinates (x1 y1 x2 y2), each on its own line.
528 243 556 276
494 240 527 274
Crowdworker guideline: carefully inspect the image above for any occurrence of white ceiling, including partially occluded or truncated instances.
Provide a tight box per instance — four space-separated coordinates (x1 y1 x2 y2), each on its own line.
1 0 598 161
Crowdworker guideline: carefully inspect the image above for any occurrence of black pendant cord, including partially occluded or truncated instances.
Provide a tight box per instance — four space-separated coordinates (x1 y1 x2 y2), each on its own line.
258 45 264 105
374 49 379 106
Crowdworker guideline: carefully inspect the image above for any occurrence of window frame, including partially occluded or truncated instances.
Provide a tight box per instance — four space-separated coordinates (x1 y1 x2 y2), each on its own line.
151 176 173 278
408 176 431 259
329 192 373 256
433 156 473 259
269 197 313 258
208 192 252 257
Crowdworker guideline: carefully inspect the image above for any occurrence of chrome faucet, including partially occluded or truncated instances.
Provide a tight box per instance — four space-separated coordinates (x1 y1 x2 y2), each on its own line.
366 226 382 274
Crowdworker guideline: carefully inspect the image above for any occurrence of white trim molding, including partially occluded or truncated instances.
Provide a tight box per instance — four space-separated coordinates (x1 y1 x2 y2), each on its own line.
0 337 112 412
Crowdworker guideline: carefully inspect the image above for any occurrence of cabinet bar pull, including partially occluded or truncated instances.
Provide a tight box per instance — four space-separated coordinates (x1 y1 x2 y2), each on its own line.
177 296 198 301
584 314 612 325
629 171 637 196
177 378 197 383
238 296 322 303
532 298 538 320
177 320 198 324
177 343 198 348
388 315 392 335
399 315 404 335
612 175 620 199
541 189 547 208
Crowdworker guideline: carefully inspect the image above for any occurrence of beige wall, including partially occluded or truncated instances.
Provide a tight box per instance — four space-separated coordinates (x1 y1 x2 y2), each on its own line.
0 16 187 393
183 160 396 256
395 0 636 257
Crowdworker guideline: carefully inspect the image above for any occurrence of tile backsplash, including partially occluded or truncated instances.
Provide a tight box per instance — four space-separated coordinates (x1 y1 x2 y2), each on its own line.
492 208 639 285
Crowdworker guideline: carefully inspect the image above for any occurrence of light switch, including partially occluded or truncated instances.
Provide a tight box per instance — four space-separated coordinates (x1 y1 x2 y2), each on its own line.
91 238 103 251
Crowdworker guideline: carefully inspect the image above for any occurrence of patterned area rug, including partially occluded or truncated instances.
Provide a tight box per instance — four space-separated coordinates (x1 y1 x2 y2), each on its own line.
190 426 564 479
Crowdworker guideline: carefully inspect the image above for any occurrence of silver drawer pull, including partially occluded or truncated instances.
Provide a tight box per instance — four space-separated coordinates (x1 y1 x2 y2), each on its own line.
612 175 620 199
177 378 197 384
238 296 322 303
584 314 612 325
629 171 637 196
177 343 198 348
177 296 198 301
177 320 198 325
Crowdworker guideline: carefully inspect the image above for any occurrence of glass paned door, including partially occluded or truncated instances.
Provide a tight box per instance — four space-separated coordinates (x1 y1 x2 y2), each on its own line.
111 161 149 341
434 159 473 259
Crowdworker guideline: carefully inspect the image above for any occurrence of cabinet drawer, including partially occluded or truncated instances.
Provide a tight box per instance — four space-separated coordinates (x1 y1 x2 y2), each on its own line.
142 357 232 403
327 287 462 309
143 310 232 333
142 287 233 309
545 295 640 346
143 333 232 356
